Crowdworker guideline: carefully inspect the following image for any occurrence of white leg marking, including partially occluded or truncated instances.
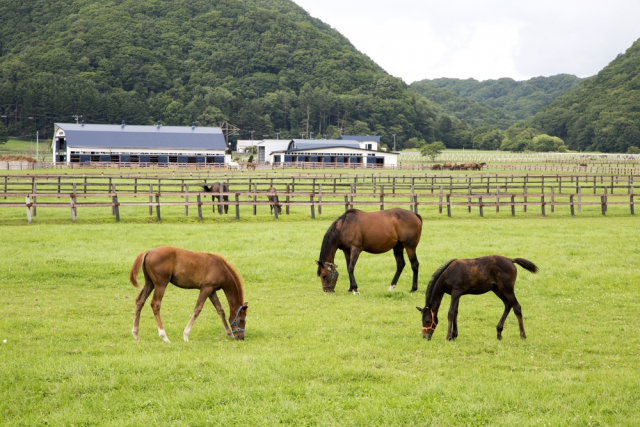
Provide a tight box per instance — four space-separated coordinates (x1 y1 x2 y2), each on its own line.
132 329 139 340
183 326 191 342
388 285 396 291
353 290 360 295
158 329 170 343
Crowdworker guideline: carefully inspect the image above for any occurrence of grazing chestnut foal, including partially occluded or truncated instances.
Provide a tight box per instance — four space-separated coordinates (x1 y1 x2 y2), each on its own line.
129 246 248 342
316 209 422 294
417 255 538 341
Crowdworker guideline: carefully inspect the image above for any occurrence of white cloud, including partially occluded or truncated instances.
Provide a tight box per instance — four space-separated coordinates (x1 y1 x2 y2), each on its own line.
294 0 640 82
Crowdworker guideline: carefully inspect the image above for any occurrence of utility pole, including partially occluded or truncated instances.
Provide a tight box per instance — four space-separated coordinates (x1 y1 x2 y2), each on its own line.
392 134 396 151
275 132 280 140
72 114 82 124
36 131 39 162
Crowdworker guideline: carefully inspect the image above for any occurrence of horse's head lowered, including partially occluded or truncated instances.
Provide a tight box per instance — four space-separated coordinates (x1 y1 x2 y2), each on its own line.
416 306 437 340
316 261 339 292
230 303 249 340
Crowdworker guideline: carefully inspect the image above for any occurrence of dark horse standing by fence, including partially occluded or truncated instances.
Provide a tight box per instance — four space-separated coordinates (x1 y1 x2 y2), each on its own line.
417 255 537 341
316 209 422 294
202 182 229 214
267 186 282 215
129 246 248 342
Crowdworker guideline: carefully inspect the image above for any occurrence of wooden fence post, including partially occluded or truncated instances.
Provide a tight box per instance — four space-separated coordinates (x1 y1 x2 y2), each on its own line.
446 194 451 217
113 192 120 222
410 185 415 213
235 193 240 220
550 187 555 213
380 185 384 210
197 194 203 222
479 197 483 217
601 195 606 215
570 194 575 216
439 185 443 214
468 186 471 213
32 182 37 217
511 195 515 216
71 183 77 222
149 184 153 216
3 176 7 199
310 194 315 219
286 183 290 215
496 186 500 213
184 184 189 216
523 185 527 212
156 192 161 222
541 193 546 216
318 184 322 215
350 184 354 210
603 187 608 213
253 183 257 215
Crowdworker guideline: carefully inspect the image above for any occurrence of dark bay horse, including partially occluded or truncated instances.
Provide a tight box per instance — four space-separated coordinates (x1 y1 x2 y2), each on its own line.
267 186 281 215
202 182 229 214
417 255 538 341
316 209 422 294
129 246 248 341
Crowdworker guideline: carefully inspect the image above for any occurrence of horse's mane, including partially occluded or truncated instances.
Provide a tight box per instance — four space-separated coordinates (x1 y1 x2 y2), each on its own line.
425 259 456 306
215 254 245 302
319 210 356 263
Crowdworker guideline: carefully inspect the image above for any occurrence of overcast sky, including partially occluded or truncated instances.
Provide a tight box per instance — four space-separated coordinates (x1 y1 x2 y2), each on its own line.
293 0 640 83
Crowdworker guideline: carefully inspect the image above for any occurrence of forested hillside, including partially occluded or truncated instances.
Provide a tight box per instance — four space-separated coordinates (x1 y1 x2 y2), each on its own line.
532 39 640 153
0 0 469 149
411 75 581 129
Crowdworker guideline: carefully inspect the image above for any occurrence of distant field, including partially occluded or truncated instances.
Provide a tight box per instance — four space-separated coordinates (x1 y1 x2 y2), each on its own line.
0 138 50 161
1 203 638 425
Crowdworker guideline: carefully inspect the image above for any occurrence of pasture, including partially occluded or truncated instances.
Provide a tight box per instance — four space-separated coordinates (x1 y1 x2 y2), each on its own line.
1 195 639 425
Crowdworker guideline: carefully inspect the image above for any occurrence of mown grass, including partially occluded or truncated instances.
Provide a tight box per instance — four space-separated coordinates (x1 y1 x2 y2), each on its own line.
0 206 639 425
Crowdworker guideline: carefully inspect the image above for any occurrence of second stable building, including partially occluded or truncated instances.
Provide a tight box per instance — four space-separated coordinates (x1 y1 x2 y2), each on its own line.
269 139 398 167
51 122 229 166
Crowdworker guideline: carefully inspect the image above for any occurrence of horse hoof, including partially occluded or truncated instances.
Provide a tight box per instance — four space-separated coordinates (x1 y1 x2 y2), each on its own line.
388 285 396 291
352 290 360 295
183 335 189 342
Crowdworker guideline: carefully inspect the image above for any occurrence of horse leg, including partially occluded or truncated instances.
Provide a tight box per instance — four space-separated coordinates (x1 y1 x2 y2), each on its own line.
223 194 229 214
347 248 361 294
447 292 462 341
132 280 154 341
492 287 512 340
405 246 420 292
209 292 234 338
149 283 170 342
388 242 405 291
506 292 526 339
183 288 212 342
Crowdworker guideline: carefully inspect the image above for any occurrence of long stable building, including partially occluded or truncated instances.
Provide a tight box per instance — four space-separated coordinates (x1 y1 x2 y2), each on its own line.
52 123 229 166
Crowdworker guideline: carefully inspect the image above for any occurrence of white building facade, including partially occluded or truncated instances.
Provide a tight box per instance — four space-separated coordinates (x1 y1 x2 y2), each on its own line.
52 123 229 166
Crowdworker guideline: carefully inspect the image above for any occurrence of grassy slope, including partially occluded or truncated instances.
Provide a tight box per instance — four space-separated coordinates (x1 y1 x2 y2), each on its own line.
0 207 639 425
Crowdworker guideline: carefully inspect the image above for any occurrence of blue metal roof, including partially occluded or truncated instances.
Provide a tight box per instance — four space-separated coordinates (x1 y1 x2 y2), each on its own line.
288 139 360 150
338 135 380 143
55 123 227 150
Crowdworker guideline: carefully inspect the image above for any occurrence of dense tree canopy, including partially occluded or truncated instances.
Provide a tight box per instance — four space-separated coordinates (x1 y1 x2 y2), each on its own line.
532 39 640 153
0 0 462 149
411 75 581 130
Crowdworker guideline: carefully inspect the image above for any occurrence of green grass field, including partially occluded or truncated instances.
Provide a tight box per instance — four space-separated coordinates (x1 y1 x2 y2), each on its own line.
1 199 639 425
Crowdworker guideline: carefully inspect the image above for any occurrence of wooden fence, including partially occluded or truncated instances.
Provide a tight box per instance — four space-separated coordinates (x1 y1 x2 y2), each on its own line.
1 176 636 223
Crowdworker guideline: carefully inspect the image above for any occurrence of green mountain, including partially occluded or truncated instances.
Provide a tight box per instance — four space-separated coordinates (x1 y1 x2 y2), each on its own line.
0 0 461 149
531 39 640 152
411 75 581 129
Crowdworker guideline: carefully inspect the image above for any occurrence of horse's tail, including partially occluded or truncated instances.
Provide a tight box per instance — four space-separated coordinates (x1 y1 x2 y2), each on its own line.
129 251 149 288
414 212 422 223
512 258 538 274
202 185 212 192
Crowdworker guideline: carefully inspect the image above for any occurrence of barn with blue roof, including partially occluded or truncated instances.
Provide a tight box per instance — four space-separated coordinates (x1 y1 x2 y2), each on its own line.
51 122 229 166
270 139 397 167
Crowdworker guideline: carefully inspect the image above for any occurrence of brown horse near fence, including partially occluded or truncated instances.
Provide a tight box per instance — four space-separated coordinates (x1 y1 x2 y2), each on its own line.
417 255 537 341
267 186 282 215
316 209 422 294
202 182 229 214
129 246 248 342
